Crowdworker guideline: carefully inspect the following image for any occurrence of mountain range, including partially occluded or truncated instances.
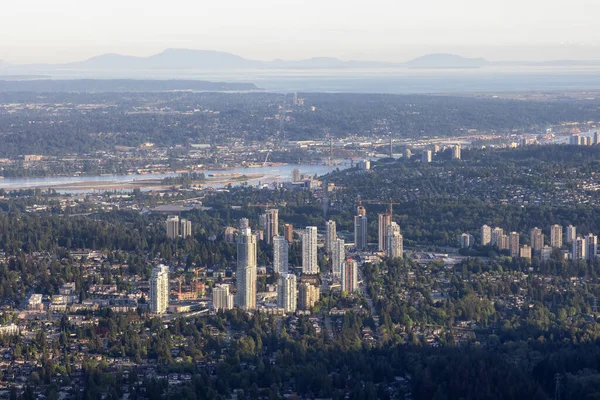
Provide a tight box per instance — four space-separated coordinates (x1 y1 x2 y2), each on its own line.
1 49 493 70
2 49 600 71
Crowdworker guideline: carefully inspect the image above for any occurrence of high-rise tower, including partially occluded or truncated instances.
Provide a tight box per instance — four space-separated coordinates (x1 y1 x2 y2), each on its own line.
236 220 257 310
273 236 289 274
150 264 169 314
354 205 368 251
302 226 318 274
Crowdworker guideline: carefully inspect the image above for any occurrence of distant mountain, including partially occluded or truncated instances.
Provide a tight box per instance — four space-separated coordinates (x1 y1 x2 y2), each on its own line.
9 49 600 72
68 50 398 70
405 53 490 69
70 49 263 70
0 79 258 93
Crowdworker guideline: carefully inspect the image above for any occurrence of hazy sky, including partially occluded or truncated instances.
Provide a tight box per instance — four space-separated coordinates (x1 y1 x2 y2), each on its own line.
1 0 599 63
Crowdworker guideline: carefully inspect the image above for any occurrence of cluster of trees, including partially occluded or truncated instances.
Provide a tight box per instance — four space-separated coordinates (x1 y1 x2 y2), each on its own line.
161 172 206 187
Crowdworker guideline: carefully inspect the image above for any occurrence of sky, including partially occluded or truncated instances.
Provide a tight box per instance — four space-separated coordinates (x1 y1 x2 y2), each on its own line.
1 0 600 63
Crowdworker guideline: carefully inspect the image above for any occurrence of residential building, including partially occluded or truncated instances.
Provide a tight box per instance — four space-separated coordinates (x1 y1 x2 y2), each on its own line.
283 223 294 242
422 150 432 163
566 225 577 244
224 226 237 243
278 274 297 313
298 282 320 310
550 224 563 248
572 236 586 261
378 213 392 251
452 144 461 160
585 233 598 261
530 227 544 252
492 227 504 246
509 232 520 258
237 222 257 310
273 236 289 274
166 216 180 240
325 220 337 254
386 222 403 258
258 214 267 233
213 284 234 311
302 226 318 274
354 205 368 251
460 233 472 248
180 218 192 238
341 259 358 293
0 324 19 337
150 264 169 314
265 209 279 244
331 238 345 277
541 246 553 262
498 234 510 251
358 160 371 170
291 168 301 183
481 225 492 246
520 245 532 260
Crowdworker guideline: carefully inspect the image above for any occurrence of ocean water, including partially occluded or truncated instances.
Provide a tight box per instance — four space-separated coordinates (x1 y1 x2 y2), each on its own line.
4 66 600 94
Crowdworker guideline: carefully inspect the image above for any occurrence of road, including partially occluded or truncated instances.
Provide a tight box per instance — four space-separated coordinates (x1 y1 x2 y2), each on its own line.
357 264 382 343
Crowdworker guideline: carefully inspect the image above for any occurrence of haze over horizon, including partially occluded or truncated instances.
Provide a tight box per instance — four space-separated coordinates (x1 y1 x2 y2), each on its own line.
2 0 600 64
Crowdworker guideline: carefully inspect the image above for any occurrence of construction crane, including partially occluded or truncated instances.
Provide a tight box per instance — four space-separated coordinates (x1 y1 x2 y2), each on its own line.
263 150 272 167
354 200 401 215
176 276 185 296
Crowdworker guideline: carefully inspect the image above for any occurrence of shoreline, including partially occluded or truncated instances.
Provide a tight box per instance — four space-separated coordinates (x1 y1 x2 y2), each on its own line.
2 173 272 193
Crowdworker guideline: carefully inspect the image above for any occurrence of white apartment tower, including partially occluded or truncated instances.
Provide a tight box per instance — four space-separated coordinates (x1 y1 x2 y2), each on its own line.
213 284 234 312
273 236 289 274
302 226 318 274
278 274 297 313
236 221 257 310
325 220 337 254
386 222 403 258
150 264 169 314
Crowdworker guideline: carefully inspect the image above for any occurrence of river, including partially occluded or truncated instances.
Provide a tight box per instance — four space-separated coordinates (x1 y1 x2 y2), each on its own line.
0 163 346 194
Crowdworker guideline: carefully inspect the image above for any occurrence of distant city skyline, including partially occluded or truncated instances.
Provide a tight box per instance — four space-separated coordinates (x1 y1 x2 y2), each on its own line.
1 0 600 64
